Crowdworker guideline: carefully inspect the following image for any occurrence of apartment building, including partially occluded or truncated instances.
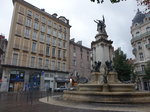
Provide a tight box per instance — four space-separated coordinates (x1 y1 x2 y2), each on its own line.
69 39 91 84
1 0 71 92
131 9 150 91
0 35 7 89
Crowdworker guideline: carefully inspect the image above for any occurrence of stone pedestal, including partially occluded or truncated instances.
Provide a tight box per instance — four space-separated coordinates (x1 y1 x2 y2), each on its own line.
102 84 109 92
107 72 120 84
90 72 102 84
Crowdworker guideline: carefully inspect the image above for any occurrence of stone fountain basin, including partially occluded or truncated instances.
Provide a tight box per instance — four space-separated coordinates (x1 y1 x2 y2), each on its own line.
63 91 150 103
78 84 135 92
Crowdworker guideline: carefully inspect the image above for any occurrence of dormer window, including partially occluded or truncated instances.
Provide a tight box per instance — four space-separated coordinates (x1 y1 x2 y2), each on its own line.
135 31 140 36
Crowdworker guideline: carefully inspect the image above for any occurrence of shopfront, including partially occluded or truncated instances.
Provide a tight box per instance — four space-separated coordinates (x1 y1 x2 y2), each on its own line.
29 72 41 90
55 77 69 88
9 70 25 91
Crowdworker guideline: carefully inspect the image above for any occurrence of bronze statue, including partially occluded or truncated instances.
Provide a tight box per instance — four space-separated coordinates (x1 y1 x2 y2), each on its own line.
94 16 106 34
92 61 101 72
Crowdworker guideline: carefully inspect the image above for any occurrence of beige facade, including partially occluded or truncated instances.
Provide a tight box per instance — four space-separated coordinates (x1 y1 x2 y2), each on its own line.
1 0 71 92
69 39 91 83
131 10 150 91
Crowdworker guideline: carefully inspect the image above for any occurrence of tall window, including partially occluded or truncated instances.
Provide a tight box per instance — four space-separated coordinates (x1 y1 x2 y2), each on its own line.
58 49 61 58
58 39 62 47
52 47 56 57
34 22 39 30
141 65 145 72
62 63 66 71
51 61 55 70
17 14 24 24
46 46 50 56
40 33 45 42
53 29 57 37
138 42 142 50
32 42 36 52
41 24 45 32
46 35 51 44
38 58 42 67
47 20 52 26
139 53 144 61
24 28 30 38
52 38 56 46
58 62 61 70
12 53 18 65
63 50 66 59
148 38 150 44
34 14 39 20
45 59 49 68
41 17 46 23
32 31 38 40
27 10 32 16
47 26 51 34
26 18 32 27
30 57 35 67
73 59 76 66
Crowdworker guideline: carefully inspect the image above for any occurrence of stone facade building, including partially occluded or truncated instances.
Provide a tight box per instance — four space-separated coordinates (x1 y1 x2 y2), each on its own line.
131 9 150 91
0 35 7 88
69 39 91 83
1 0 71 92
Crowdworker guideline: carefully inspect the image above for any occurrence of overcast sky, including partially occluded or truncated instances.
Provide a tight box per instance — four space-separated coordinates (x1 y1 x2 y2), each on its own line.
0 0 141 58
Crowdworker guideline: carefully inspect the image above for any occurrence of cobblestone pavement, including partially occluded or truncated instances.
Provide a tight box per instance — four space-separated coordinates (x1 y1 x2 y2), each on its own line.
0 92 121 112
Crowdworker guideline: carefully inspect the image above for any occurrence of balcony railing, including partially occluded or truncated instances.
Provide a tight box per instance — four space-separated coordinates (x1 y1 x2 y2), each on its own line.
146 43 150 49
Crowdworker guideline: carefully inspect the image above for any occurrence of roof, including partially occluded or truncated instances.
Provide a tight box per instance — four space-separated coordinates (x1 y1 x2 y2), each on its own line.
132 9 145 25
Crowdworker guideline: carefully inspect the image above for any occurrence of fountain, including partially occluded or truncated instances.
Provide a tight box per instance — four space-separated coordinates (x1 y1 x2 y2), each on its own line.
63 16 150 103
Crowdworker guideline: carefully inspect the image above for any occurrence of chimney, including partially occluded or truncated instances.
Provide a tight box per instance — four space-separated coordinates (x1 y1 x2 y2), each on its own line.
77 41 82 45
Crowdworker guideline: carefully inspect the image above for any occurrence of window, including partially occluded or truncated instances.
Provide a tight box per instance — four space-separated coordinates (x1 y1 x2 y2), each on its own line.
41 17 46 23
135 31 140 36
73 59 76 66
38 58 42 67
58 32 62 38
41 24 45 32
139 53 144 61
63 41 66 48
47 26 51 34
63 50 66 59
40 33 45 42
87 51 89 61
25 18 32 27
146 27 150 32
45 59 49 68
32 30 38 40
62 63 66 71
24 27 30 38
30 57 35 67
46 46 50 56
57 62 61 70
47 20 52 26
19 6 24 14
46 35 51 44
58 49 61 58
148 38 150 44
34 22 39 30
12 53 18 65
52 38 56 46
17 14 24 24
27 10 32 17
34 14 39 20
16 24 22 36
52 47 56 57
53 29 57 37
138 42 142 50
51 61 55 70
58 39 62 47
53 23 57 29
141 65 145 71
32 42 36 52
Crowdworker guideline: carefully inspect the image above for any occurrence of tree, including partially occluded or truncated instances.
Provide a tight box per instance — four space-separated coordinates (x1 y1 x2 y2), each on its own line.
113 48 133 82
90 0 150 10
144 61 150 79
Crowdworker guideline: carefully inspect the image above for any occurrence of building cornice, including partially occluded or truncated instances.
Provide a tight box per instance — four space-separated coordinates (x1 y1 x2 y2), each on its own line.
12 0 71 28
